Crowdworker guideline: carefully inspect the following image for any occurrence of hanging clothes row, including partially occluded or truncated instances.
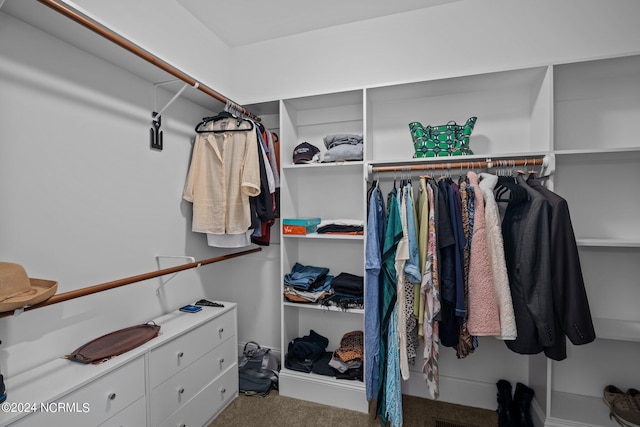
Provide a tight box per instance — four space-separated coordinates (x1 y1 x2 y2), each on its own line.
182 110 280 248
365 162 595 427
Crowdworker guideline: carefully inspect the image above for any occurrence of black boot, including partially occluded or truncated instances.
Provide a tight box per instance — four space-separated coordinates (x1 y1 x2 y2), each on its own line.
512 382 534 427
496 379 514 427
0 374 6 403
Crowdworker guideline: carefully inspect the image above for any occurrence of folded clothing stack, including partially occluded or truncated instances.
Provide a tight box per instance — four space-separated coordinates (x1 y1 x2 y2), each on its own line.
321 134 363 163
330 272 364 297
322 272 364 310
283 262 332 292
328 330 364 380
316 219 364 235
285 330 329 373
283 262 333 303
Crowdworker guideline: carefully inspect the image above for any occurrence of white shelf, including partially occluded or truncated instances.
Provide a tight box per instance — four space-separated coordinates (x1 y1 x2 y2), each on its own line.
282 161 364 170
278 368 367 413
550 391 620 427
366 151 552 168
593 318 640 342
280 368 365 390
577 238 640 248
282 233 364 241
554 147 640 156
283 301 364 315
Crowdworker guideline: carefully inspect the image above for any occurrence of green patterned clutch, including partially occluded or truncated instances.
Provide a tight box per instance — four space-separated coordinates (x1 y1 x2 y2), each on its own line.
409 117 477 158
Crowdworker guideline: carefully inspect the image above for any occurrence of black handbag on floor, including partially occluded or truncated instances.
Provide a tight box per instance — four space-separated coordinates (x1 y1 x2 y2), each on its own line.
238 341 279 396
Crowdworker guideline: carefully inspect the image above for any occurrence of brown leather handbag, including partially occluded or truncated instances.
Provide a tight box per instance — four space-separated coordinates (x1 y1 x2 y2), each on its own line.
66 322 161 364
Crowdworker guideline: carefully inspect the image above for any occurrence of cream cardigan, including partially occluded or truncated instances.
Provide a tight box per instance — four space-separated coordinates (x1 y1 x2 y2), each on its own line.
183 119 261 235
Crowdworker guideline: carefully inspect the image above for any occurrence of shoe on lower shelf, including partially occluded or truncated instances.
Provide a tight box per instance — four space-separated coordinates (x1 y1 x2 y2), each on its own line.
605 385 626 409
609 388 640 427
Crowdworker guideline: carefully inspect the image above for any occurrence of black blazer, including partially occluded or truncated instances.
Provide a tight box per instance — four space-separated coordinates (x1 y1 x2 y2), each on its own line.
527 178 596 361
502 175 556 354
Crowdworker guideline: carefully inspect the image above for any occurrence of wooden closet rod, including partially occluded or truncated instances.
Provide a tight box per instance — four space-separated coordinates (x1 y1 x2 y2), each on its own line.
369 156 547 174
37 0 261 122
0 247 262 318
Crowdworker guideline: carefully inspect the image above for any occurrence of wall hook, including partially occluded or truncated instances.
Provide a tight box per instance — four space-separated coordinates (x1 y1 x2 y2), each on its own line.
151 112 163 150
150 81 194 151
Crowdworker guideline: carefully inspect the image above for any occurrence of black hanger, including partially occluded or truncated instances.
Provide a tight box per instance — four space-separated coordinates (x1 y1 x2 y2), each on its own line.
495 174 528 204
195 111 254 133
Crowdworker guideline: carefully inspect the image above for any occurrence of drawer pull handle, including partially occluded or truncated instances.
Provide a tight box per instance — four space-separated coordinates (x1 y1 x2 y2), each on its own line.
178 351 184 358
180 424 186 427
220 358 225 364
221 388 226 394
179 387 185 394
218 327 224 334
108 393 116 400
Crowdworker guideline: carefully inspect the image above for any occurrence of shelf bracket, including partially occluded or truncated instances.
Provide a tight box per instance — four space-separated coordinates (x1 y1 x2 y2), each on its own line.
154 255 197 295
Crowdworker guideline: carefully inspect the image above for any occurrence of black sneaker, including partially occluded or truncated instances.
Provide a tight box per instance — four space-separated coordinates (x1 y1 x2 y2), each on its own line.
0 374 6 403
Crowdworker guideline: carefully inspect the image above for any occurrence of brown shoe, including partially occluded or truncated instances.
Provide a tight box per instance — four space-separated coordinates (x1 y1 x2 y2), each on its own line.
630 389 640 414
605 385 626 409
610 389 640 427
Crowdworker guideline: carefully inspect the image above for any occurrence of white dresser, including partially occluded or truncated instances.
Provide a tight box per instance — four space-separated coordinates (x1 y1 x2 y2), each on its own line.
2 302 238 427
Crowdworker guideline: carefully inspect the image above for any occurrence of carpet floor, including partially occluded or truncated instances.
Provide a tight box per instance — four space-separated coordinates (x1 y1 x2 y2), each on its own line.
208 390 498 427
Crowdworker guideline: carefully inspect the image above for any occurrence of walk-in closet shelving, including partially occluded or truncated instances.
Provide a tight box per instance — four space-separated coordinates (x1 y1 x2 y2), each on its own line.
278 90 368 412
546 54 640 427
363 64 556 418
273 53 639 426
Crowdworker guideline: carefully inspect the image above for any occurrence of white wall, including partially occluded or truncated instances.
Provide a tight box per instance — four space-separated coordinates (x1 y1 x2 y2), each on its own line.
59 0 235 99
230 0 640 103
0 9 268 377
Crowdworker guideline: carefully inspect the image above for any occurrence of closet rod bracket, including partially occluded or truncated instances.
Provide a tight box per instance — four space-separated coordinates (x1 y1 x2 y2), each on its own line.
155 255 196 295
150 82 196 151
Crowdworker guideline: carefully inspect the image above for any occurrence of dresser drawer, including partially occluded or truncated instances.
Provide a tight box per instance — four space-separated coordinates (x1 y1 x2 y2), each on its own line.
149 310 235 388
158 365 238 427
150 337 236 426
10 357 145 427
97 396 146 427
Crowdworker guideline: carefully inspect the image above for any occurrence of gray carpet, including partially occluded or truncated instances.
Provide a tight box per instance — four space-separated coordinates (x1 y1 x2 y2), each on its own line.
208 390 498 427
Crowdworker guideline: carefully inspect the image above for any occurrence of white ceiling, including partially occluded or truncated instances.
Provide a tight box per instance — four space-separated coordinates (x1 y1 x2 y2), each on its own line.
176 0 458 47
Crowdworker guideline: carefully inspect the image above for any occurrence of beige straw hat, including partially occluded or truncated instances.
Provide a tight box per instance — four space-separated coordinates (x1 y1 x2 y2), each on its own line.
0 262 57 312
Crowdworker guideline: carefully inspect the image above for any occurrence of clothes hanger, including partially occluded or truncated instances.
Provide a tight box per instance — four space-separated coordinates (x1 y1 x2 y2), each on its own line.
369 177 378 191
194 110 254 134
400 170 407 189
458 162 469 185
495 161 527 203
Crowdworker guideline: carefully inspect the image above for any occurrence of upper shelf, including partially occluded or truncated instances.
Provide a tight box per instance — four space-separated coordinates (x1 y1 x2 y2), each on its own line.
554 147 640 156
282 161 364 170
